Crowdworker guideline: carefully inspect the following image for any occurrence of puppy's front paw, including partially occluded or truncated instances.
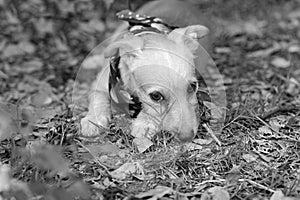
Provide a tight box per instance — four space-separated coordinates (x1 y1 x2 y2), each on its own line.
80 115 109 136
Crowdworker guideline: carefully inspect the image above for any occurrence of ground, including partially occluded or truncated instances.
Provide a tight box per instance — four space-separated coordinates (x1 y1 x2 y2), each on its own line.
0 0 300 199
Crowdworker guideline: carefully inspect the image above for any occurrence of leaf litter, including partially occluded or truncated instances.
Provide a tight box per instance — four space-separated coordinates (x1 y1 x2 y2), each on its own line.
0 0 300 200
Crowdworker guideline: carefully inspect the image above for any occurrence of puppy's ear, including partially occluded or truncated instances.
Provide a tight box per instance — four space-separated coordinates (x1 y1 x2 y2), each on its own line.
104 35 144 91
168 25 209 52
104 35 144 59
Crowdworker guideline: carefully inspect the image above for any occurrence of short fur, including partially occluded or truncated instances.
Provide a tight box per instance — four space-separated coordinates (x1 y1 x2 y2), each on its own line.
81 20 209 142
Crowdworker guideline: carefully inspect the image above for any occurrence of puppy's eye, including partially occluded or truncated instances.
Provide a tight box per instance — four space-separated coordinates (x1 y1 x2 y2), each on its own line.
188 82 198 93
149 91 164 102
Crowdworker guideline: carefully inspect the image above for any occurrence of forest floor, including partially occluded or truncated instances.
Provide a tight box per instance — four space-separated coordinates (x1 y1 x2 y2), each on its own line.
0 0 300 199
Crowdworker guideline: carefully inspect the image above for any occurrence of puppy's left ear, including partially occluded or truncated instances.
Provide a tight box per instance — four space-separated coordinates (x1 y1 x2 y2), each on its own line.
168 25 209 52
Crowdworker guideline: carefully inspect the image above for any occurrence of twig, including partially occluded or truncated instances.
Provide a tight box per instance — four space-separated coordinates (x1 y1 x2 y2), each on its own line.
260 105 300 120
194 178 276 194
203 123 222 146
254 116 298 142
239 179 275 193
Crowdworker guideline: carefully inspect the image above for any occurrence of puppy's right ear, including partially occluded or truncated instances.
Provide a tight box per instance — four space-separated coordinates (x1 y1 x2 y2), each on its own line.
104 35 144 59
168 25 209 52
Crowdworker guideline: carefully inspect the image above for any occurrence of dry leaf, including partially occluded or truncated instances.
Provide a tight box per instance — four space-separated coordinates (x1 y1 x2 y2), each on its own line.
85 143 120 156
18 41 36 54
247 43 281 58
258 126 273 135
288 44 300 54
135 185 173 199
0 106 18 141
226 165 240 184
0 70 8 79
244 20 263 36
271 57 291 68
133 137 153 153
34 18 54 36
3 44 24 57
31 90 52 106
201 186 230 200
193 138 213 145
81 54 105 69
88 18 105 32
55 38 69 52
286 77 299 95
269 118 284 132
109 162 144 180
0 164 11 192
185 142 203 151
242 153 258 163
23 60 43 73
215 47 231 54
270 190 298 200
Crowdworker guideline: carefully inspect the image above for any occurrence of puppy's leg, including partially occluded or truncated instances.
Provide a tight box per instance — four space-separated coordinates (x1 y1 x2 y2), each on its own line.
81 67 111 136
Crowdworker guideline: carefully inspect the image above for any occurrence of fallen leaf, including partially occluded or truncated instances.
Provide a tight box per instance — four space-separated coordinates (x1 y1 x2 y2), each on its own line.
31 90 53 106
244 20 263 36
270 190 298 200
258 126 272 135
18 41 36 54
242 153 258 163
85 143 120 156
3 44 24 57
226 165 240 184
79 19 105 34
135 185 173 199
0 106 18 141
288 44 300 54
23 60 43 73
286 77 299 95
269 118 284 132
0 164 11 192
185 143 203 151
58 0 75 15
215 47 231 54
201 186 230 200
55 38 69 52
109 162 144 180
34 18 55 36
133 137 153 153
247 43 281 58
0 70 8 79
193 138 213 145
88 18 105 32
271 57 290 68
6 10 19 24
81 54 105 69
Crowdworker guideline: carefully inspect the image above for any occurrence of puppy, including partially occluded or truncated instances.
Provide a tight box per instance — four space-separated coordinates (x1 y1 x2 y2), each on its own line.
80 11 209 142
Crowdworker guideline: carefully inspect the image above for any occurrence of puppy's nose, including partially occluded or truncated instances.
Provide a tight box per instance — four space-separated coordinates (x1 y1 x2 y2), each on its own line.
177 130 195 143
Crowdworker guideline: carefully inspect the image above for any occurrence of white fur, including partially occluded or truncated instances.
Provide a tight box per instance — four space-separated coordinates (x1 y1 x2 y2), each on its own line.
81 25 209 142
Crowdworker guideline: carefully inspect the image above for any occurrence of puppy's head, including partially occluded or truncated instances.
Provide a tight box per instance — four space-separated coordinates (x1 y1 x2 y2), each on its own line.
105 25 209 142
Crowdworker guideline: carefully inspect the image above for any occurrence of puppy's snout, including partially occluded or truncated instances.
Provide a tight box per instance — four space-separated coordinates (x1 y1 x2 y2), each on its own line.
177 129 195 143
